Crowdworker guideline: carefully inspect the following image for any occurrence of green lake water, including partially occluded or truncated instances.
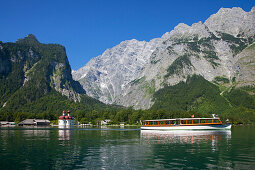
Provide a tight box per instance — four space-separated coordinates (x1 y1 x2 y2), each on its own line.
0 126 255 169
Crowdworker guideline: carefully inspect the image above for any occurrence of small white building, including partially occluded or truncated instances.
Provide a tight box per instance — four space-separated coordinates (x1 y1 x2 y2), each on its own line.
100 119 111 125
58 110 74 126
0 121 8 126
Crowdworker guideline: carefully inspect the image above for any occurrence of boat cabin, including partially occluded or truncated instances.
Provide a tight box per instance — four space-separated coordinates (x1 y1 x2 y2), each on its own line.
142 118 222 126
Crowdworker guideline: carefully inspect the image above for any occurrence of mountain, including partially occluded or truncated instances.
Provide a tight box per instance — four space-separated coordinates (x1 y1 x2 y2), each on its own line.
0 34 84 104
0 35 113 121
72 38 162 103
73 7 255 110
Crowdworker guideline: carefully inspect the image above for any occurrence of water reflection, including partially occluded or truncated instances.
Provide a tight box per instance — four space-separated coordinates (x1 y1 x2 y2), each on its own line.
141 130 231 144
58 126 71 141
22 129 50 138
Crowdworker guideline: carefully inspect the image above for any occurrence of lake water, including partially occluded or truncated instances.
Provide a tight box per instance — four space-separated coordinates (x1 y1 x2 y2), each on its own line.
0 126 255 169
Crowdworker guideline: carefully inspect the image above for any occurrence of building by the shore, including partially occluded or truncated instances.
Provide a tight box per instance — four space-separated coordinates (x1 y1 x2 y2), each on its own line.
58 110 74 126
0 121 15 126
18 119 50 126
100 119 111 125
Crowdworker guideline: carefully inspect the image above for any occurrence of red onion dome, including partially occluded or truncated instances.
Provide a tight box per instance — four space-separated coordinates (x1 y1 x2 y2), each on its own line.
68 116 73 120
58 115 65 120
67 110 70 113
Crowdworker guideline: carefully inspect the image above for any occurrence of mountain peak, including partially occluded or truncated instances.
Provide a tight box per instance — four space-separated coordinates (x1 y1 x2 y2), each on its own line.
217 7 244 14
16 34 40 46
25 34 38 39
174 23 190 32
204 6 255 37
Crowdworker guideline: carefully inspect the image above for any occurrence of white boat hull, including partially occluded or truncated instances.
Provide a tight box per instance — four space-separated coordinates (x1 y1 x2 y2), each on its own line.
141 124 232 130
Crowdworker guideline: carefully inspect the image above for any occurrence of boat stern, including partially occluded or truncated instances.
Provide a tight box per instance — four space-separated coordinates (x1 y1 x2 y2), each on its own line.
224 124 232 129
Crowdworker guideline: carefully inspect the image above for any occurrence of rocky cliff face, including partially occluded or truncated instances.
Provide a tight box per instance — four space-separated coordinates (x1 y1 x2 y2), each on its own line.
73 7 255 109
72 38 162 103
0 34 85 108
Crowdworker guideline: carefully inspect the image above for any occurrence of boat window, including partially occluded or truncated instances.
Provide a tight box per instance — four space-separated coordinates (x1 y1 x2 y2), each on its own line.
187 120 192 124
214 119 220 123
200 119 206 124
170 120 175 125
181 120 186 124
159 121 164 125
193 119 199 124
165 121 170 125
149 121 153 125
207 119 212 123
154 121 158 125
176 120 180 125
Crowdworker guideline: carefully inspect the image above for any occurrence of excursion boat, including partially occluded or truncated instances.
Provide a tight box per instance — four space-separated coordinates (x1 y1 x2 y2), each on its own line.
141 118 231 130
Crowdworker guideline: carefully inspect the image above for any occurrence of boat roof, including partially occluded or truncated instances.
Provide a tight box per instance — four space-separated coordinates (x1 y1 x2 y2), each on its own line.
143 118 220 121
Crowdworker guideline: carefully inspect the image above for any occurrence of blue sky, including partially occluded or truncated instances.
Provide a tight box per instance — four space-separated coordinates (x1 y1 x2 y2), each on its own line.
0 0 254 70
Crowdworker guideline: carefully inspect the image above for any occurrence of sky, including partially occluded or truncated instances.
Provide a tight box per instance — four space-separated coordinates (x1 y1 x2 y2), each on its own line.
0 0 254 70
